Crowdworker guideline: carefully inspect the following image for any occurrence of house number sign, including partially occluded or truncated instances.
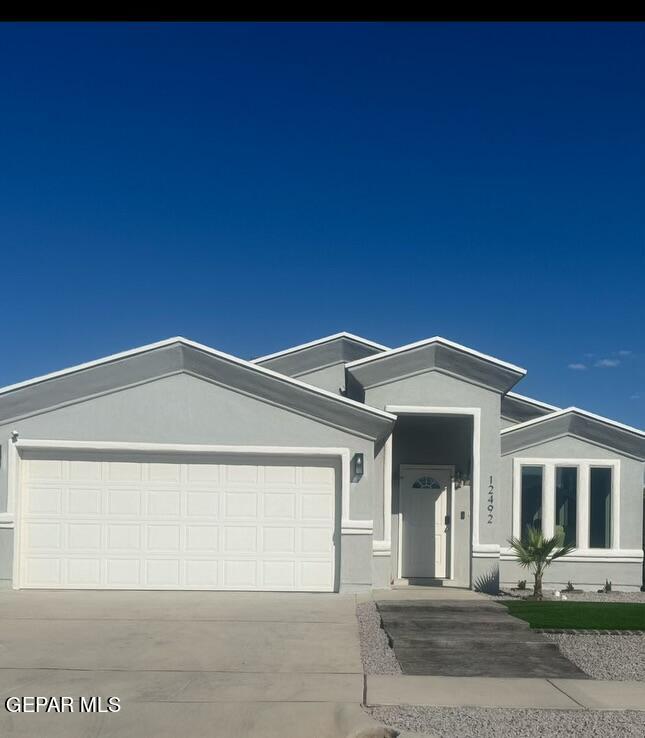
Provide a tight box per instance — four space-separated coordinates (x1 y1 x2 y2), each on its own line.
487 475 494 524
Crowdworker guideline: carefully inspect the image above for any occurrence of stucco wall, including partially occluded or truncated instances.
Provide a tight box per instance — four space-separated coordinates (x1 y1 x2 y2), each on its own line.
294 363 346 395
500 435 643 551
499 435 644 591
362 370 503 584
0 373 378 588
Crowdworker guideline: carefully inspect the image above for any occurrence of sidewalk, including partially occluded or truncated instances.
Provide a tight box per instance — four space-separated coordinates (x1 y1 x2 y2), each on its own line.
366 674 645 711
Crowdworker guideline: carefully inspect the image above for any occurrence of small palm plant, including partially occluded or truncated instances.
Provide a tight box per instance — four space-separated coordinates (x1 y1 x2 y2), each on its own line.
507 527 576 600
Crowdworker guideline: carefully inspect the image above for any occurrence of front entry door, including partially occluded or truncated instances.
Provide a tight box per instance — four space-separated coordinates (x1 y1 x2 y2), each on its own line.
400 466 451 578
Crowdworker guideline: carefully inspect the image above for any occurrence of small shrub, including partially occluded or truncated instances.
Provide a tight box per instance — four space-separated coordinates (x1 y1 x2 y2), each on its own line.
565 581 575 592
507 527 576 600
517 579 527 590
604 579 612 593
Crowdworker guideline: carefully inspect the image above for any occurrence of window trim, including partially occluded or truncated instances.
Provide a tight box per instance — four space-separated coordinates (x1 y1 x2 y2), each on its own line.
512 458 620 551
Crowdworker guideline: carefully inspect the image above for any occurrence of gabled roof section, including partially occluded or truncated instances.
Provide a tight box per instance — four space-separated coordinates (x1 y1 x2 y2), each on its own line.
501 406 645 460
345 336 527 394
0 337 395 441
502 391 560 424
251 332 389 378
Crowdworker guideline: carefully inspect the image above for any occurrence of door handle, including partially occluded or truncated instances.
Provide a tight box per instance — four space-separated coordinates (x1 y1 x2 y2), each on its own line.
444 515 451 526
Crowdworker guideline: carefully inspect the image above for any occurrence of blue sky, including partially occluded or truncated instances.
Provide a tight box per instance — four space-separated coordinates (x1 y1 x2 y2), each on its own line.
0 22 643 426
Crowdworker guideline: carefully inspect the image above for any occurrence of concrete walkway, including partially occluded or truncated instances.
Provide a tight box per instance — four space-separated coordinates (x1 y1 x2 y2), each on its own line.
376 597 586 678
0 590 385 738
367 674 645 711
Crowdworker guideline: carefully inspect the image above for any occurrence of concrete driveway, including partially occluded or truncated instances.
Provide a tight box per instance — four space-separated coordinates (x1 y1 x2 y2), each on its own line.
0 590 381 738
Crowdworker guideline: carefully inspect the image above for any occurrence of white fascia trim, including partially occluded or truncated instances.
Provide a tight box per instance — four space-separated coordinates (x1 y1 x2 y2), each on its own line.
251 332 390 364
0 336 396 425
505 392 560 412
500 407 645 438
346 336 527 376
0 337 183 396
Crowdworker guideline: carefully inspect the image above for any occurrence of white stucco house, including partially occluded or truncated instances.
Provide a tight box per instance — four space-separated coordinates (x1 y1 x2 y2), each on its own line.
0 332 642 593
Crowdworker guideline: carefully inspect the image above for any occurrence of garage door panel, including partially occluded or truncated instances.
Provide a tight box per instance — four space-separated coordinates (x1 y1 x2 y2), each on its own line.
26 522 61 549
186 464 221 483
27 459 64 480
186 525 219 551
300 527 332 554
27 486 63 514
148 463 181 483
107 559 140 586
107 489 142 515
107 524 141 550
67 558 101 586
147 490 182 516
224 559 257 588
224 492 257 519
223 526 257 553
263 527 296 553
69 460 102 481
107 462 143 482
68 488 101 515
185 559 219 586
186 491 219 517
263 560 295 588
147 524 181 551
20 454 337 591
264 492 296 519
68 523 101 550
301 493 334 521
225 465 259 484
146 559 180 586
26 557 61 585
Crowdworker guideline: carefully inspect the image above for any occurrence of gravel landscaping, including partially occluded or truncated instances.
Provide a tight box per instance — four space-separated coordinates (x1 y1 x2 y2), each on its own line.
366 705 645 737
543 632 645 680
498 590 645 603
356 600 401 675
558 591 645 604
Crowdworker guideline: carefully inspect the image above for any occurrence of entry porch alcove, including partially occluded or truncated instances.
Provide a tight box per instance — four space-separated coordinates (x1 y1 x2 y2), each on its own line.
390 412 474 587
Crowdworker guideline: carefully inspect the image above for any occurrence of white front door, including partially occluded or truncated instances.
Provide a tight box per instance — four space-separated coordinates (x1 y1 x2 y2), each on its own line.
400 466 451 578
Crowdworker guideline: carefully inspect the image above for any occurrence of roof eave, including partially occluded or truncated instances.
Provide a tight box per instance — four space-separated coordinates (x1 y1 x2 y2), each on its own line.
0 337 396 439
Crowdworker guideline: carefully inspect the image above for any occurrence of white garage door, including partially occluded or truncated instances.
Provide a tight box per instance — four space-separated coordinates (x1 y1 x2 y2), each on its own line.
18 452 337 591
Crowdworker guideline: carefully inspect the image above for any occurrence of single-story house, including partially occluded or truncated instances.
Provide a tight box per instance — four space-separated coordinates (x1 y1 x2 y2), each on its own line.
0 333 642 592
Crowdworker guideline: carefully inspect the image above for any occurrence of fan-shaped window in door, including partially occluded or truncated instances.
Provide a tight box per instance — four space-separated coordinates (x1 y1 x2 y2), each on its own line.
412 476 441 489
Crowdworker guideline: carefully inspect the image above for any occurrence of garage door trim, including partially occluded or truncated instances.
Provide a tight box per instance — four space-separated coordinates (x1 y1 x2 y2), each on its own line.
9 439 369 590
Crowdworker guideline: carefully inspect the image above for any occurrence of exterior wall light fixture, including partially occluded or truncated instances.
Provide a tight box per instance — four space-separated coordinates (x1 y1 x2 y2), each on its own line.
351 453 364 482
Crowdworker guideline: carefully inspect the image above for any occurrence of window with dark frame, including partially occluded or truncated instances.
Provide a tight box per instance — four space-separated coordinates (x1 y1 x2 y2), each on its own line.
520 465 543 538
589 467 612 548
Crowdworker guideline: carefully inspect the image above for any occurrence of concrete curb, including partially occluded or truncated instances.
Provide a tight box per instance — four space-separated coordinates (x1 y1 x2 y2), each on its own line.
535 628 645 635
365 675 645 711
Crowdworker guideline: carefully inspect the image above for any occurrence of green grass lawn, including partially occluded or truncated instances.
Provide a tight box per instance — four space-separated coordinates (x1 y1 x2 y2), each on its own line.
502 600 645 630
